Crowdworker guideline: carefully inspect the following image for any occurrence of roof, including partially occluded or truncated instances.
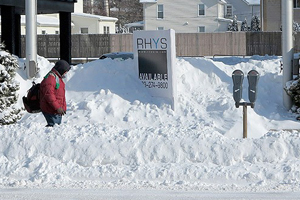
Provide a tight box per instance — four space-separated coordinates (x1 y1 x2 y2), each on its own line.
72 13 118 22
0 13 117 26
219 0 228 4
0 15 62 26
0 0 75 15
125 21 144 28
243 0 260 5
23 15 60 26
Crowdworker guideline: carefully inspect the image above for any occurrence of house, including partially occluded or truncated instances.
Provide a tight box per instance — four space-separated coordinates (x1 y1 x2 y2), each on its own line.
140 0 231 33
225 0 260 23
0 0 118 35
124 21 144 33
261 0 300 31
71 13 118 34
139 0 260 33
19 15 62 35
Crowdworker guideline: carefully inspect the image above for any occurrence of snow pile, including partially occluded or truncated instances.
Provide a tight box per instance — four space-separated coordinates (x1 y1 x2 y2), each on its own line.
1 55 300 192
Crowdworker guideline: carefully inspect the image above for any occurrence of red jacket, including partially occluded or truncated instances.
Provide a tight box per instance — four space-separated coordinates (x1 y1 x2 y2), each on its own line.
40 68 66 114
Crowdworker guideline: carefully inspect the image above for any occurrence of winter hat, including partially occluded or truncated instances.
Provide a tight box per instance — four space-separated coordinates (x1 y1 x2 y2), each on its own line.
54 60 71 76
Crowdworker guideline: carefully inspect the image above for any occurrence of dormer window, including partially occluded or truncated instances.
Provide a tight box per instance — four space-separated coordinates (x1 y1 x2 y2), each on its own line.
226 4 233 18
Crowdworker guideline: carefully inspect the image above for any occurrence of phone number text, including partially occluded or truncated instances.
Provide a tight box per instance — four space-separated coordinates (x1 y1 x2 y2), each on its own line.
142 81 168 89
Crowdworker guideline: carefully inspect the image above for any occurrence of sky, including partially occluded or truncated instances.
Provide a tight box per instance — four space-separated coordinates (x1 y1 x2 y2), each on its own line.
1 55 300 199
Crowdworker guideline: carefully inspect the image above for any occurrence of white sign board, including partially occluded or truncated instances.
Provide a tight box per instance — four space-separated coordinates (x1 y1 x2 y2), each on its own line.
133 30 177 110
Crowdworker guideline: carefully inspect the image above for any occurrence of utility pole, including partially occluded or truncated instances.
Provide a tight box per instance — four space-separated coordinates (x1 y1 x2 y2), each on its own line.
25 0 37 79
282 0 293 110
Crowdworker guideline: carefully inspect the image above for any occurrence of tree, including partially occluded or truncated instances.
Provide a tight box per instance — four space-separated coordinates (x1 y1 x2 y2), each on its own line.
83 0 103 15
293 21 300 32
0 43 22 125
250 15 260 32
241 18 249 32
83 0 143 32
109 0 143 31
285 78 300 114
227 15 238 31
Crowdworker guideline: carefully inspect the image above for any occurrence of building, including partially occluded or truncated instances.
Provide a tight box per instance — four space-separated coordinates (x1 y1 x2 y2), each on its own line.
71 13 117 34
140 0 260 33
0 0 118 35
226 0 260 23
0 0 76 62
261 0 300 31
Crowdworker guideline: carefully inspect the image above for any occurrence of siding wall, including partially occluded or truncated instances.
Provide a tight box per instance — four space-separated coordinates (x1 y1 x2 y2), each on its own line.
143 0 227 33
262 0 300 32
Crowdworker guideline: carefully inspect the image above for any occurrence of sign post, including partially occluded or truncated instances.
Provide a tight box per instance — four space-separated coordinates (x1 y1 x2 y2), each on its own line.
133 30 177 110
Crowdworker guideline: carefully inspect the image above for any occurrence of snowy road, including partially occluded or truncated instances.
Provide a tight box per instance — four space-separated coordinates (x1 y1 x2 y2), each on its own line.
0 189 300 200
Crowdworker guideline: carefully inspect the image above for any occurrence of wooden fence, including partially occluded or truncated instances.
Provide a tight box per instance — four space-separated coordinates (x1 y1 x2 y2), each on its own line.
18 32 300 59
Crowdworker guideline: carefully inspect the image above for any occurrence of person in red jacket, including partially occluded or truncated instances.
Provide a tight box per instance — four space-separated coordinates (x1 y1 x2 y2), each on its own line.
40 60 71 127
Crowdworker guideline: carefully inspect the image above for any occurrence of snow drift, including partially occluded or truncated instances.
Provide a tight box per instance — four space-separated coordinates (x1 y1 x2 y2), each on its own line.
1 55 300 192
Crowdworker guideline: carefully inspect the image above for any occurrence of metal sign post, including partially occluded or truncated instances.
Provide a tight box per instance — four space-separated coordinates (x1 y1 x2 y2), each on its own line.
232 70 260 138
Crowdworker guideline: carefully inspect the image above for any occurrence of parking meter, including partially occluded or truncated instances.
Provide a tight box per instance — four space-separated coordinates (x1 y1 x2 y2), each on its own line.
232 70 244 108
247 70 259 108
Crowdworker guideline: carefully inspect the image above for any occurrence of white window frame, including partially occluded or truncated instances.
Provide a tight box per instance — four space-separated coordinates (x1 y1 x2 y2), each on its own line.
157 4 164 19
104 26 110 34
225 4 233 18
81 28 88 34
198 4 205 16
295 0 300 8
198 26 205 33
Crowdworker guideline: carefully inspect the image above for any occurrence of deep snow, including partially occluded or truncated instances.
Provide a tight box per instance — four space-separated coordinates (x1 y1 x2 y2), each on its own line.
1 55 300 199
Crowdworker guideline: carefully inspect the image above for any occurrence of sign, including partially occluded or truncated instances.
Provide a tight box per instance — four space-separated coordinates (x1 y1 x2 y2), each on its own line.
133 30 176 110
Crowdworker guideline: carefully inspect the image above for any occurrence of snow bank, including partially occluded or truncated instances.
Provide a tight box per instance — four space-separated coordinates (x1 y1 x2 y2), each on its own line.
1 55 300 192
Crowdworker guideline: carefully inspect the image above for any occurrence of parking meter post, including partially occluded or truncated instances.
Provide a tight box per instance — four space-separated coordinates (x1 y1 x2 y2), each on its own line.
243 103 247 138
233 70 259 139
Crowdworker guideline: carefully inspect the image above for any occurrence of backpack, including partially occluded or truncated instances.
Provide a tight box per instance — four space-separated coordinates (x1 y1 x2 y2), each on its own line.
22 82 41 113
22 72 60 113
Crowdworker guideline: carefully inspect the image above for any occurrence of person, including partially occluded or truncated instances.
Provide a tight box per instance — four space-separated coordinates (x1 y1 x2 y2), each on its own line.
40 60 71 127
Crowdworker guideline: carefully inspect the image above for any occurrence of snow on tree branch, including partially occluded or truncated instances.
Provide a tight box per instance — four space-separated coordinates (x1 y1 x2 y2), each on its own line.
0 43 22 125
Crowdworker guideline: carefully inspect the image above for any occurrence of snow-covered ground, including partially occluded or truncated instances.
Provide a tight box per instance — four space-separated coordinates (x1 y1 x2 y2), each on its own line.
1 55 300 199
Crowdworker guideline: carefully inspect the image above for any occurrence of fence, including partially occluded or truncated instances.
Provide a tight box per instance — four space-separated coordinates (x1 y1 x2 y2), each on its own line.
19 32 298 59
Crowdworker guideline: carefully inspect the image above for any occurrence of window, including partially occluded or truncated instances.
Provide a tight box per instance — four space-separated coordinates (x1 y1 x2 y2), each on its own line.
198 4 205 16
198 26 205 32
104 26 110 34
294 0 300 8
81 28 88 34
157 4 164 19
42 30 46 34
55 31 59 34
225 5 233 18
157 27 164 30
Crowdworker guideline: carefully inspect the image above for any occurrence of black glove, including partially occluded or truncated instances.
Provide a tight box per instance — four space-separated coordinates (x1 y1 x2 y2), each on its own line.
57 108 66 115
